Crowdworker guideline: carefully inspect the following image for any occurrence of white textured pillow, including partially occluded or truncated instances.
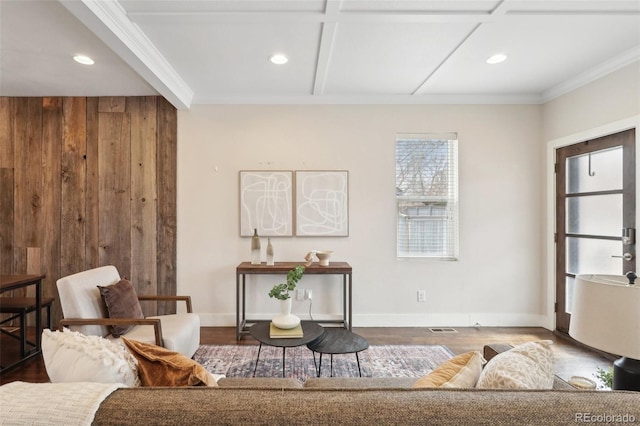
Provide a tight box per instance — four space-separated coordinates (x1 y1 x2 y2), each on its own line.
42 328 140 387
476 340 555 389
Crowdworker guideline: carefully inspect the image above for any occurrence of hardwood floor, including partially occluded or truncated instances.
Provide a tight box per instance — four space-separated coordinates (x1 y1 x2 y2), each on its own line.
0 326 614 387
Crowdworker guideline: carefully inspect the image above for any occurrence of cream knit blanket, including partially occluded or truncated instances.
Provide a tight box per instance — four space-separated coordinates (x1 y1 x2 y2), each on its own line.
0 381 122 425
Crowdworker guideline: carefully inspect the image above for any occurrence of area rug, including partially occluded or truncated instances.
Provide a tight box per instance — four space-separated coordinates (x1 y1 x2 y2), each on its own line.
194 344 454 382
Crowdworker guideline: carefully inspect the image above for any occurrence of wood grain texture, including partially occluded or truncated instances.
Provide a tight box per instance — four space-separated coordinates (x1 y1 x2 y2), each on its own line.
0 168 13 275
98 111 132 279
0 96 177 326
60 97 87 278
98 97 126 113
0 98 13 168
12 248 27 296
13 98 43 250
0 98 13 275
85 98 100 270
156 97 177 314
128 97 158 315
41 97 63 319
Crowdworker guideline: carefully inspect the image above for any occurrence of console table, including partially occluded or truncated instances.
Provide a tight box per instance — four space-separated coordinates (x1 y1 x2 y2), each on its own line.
236 261 352 340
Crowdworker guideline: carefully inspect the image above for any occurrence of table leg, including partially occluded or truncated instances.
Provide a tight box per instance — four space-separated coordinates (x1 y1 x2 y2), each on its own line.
282 347 286 378
330 354 334 377
19 308 26 357
348 273 352 331
241 275 246 334
236 272 240 340
343 274 347 330
35 278 41 352
356 352 362 377
253 343 263 377
318 353 324 377
311 351 319 377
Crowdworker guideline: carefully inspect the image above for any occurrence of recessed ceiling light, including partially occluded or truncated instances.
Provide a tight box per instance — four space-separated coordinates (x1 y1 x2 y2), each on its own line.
486 53 507 65
73 55 95 65
269 54 288 65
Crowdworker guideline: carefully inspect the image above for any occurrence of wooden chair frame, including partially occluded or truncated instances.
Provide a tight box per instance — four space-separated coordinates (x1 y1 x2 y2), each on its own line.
59 295 193 347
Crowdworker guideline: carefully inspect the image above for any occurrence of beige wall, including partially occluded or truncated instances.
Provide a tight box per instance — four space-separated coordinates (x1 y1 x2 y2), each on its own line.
177 104 544 327
542 62 640 141
176 61 638 329
540 60 640 329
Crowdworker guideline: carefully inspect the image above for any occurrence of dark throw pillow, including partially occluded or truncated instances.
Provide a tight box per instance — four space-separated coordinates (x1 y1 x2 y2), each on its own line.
98 278 144 337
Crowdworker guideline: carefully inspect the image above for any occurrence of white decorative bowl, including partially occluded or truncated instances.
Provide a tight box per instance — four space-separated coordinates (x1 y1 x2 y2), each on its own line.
272 313 300 329
315 251 333 266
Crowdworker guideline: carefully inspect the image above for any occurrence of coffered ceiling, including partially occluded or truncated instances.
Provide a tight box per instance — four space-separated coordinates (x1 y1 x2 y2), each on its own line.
1 0 639 109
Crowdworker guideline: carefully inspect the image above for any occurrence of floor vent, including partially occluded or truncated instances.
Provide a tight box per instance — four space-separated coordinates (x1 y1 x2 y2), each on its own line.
429 327 458 333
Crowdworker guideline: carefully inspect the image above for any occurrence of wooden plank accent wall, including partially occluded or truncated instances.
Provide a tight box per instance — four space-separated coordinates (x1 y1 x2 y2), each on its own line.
61 97 87 280
0 96 178 326
156 97 178 313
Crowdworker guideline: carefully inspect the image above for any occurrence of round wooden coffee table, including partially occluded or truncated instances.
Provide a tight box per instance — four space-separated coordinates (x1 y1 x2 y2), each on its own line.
307 328 369 377
249 321 324 377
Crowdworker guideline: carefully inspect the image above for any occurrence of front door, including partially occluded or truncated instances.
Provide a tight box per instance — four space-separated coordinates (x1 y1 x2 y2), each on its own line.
555 129 636 333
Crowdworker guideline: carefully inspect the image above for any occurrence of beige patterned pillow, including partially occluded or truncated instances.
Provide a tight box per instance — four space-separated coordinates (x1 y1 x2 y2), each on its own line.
413 351 485 388
476 340 555 389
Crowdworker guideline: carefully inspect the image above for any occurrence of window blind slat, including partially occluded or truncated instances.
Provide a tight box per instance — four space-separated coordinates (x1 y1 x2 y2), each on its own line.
396 135 459 259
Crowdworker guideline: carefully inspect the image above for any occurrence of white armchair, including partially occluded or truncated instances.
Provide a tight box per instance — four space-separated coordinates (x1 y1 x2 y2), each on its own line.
56 265 200 358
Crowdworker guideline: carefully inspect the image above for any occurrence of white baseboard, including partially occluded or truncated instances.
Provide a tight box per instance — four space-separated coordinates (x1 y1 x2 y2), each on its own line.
198 312 549 329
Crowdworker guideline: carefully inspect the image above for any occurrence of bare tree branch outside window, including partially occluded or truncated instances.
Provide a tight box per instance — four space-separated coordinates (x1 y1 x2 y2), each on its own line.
396 135 458 259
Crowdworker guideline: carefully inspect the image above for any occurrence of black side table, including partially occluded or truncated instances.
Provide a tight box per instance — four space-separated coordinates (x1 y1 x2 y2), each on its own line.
307 328 369 377
249 321 324 377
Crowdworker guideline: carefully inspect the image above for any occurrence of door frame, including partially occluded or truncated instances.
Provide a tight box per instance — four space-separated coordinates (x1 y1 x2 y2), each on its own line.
544 116 640 331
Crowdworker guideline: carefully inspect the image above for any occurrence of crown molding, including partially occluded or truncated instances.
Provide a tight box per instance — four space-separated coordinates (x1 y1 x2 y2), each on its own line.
192 93 543 105
541 47 640 103
59 0 193 110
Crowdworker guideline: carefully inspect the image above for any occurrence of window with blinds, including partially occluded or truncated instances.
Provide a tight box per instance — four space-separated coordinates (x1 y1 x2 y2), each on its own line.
396 134 459 259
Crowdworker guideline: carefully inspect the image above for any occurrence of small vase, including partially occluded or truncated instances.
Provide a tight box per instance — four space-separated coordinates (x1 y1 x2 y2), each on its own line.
272 298 300 329
251 228 261 265
266 237 274 266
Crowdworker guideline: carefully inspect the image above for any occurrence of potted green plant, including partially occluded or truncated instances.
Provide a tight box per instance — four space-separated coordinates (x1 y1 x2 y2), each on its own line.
268 265 305 329
268 265 305 300
594 366 613 390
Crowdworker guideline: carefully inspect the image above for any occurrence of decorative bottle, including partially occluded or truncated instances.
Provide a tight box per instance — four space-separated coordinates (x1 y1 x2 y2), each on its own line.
266 237 274 266
251 228 261 265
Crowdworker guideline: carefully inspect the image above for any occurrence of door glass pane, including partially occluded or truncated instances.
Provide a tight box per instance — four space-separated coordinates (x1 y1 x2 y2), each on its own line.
566 194 622 236
565 276 575 314
566 237 621 275
566 147 622 194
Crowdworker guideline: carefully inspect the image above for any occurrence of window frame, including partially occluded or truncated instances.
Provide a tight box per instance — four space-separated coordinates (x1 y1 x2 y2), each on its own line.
395 133 459 260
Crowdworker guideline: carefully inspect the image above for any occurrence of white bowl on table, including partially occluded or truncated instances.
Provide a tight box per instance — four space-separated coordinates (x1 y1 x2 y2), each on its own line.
315 251 333 266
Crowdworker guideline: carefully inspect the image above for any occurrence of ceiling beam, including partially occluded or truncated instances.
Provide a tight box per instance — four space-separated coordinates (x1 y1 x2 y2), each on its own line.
313 0 341 95
59 0 193 110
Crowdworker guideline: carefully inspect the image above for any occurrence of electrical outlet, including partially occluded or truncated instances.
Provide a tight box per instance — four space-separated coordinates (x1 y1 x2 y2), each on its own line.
417 290 426 302
305 289 312 300
296 288 305 301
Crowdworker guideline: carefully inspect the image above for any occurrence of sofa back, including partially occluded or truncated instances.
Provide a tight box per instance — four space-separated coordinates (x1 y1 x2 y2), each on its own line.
93 387 640 425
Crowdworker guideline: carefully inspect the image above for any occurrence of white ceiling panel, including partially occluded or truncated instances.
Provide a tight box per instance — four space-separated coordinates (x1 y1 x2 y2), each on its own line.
1 0 639 107
339 1 501 13
420 14 640 95
504 0 640 13
130 20 323 100
324 22 478 94
121 0 327 14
